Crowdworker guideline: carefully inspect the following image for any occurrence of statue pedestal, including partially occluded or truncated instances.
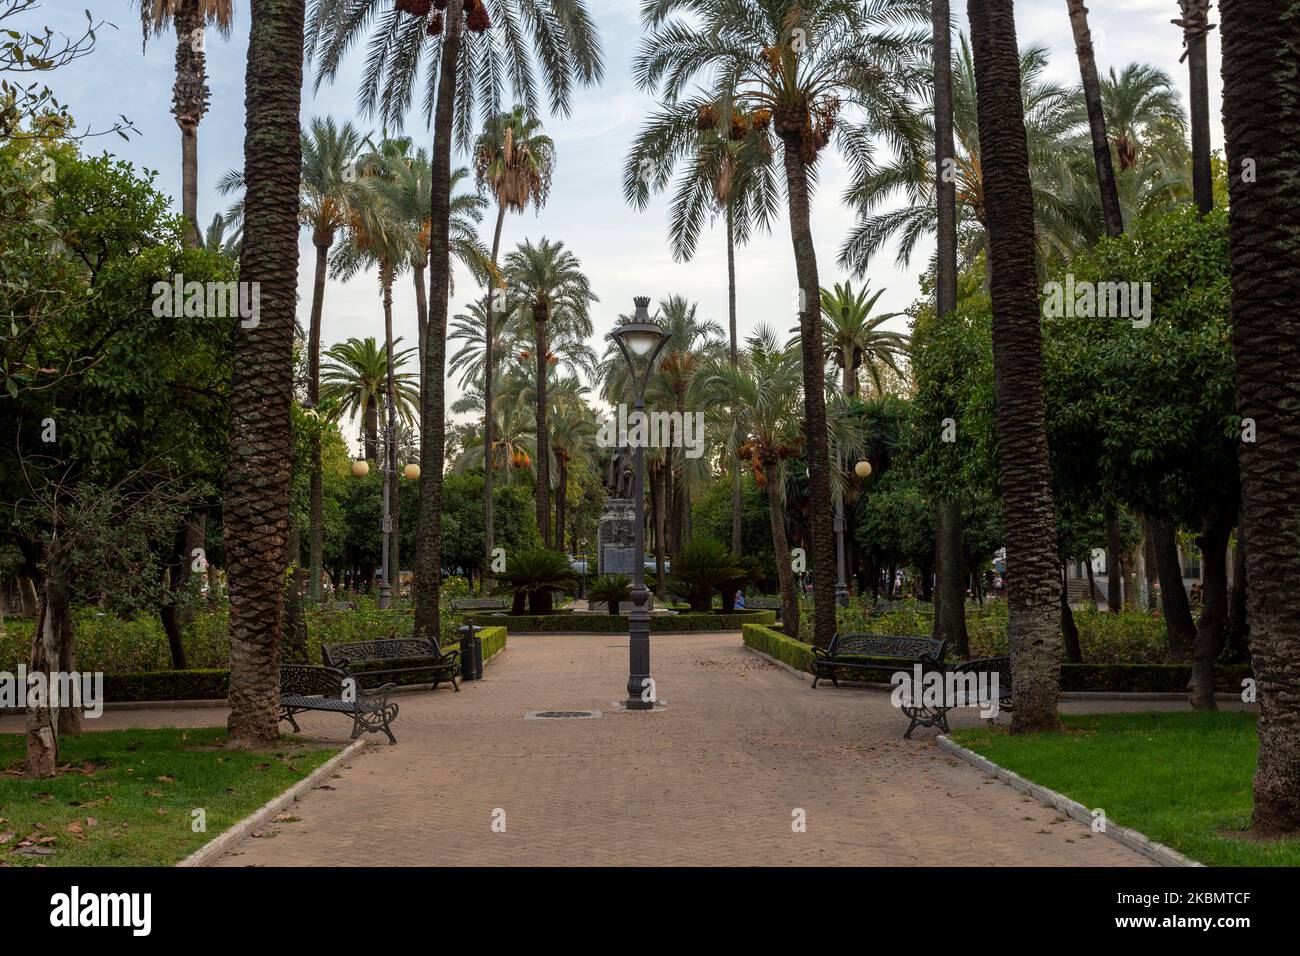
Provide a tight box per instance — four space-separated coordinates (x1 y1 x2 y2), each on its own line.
597 498 637 576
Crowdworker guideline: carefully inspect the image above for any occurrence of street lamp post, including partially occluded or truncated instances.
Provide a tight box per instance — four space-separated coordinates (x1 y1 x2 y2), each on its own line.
834 450 850 608
611 297 670 712
352 422 419 611
835 456 874 608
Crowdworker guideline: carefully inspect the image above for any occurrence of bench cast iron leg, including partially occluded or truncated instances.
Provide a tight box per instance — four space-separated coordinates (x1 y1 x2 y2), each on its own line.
281 710 301 733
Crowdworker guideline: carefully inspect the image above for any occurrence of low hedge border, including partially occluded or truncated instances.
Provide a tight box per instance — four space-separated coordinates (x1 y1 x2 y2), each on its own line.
79 627 510 705
741 624 1254 694
742 623 813 672
466 610 776 632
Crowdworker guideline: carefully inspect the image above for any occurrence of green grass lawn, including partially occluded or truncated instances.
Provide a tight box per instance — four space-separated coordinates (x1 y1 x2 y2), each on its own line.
952 711 1300 867
0 727 338 866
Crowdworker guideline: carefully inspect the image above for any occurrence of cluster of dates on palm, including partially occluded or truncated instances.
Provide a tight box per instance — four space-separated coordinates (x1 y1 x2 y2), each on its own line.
395 0 492 36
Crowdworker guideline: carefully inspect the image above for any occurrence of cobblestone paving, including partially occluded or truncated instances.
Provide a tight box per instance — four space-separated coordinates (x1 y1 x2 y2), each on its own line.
195 632 1154 867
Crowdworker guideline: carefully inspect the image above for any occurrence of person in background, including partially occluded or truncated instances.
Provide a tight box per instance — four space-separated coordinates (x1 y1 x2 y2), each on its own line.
735 590 746 609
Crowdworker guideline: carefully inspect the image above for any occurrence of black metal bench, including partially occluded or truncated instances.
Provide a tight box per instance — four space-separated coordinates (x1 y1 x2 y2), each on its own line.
451 598 507 612
322 636 460 693
811 634 948 738
746 597 783 621
279 664 399 744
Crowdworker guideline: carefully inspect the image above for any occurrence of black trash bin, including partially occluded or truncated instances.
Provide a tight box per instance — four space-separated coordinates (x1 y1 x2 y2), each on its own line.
458 623 484 681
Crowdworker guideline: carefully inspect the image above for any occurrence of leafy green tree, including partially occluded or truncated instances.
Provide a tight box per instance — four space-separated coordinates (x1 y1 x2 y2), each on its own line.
1043 206 1237 707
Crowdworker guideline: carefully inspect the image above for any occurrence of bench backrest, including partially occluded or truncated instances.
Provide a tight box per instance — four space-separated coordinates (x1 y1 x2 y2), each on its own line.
322 637 441 667
828 633 946 663
281 664 348 699
952 656 1012 701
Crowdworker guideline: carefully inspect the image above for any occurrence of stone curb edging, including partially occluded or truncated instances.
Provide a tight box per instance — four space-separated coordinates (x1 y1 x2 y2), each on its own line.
175 736 370 868
741 644 810 681
936 735 1203 868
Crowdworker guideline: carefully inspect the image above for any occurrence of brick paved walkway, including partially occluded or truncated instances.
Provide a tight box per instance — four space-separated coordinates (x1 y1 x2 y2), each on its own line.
201 632 1152 867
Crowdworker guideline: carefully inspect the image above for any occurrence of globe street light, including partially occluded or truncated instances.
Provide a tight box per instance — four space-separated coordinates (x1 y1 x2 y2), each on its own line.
353 426 418 609
835 457 875 607
610 297 670 711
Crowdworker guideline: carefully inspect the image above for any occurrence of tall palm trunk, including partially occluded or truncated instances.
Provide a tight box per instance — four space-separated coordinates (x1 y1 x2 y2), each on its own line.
764 467 799 638
776 131 836 648
171 0 208 248
1066 0 1124 236
556 454 568 554
726 204 742 555
307 235 330 602
932 0 969 657
968 0 1062 732
1176 1 1215 214
652 460 667 594
413 0 463 642
484 200 506 568
414 263 428 396
534 311 551 547
363 399 379 460
224 0 303 748
1220 0 1300 835
672 388 687 548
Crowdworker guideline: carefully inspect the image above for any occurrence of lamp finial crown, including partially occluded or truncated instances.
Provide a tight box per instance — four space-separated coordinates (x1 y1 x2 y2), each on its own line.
633 296 651 320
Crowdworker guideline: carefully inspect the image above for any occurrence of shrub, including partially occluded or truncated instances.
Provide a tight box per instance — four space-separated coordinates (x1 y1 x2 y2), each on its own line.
666 539 745 612
742 623 814 672
587 574 632 615
492 548 579 613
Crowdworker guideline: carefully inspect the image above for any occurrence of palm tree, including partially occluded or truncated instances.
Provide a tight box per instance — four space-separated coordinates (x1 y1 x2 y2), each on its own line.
968 0 1063 732
201 212 240 257
930 0 969 659
218 117 370 603
222 0 303 749
1219 0 1300 837
549 388 598 553
1173 1 1214 214
136 0 234 248
305 0 603 643
698 325 805 636
1065 0 1123 238
473 107 556 570
624 93 780 554
321 337 420 458
636 0 930 647
813 282 907 397
653 296 725 551
840 34 1077 273
502 238 597 546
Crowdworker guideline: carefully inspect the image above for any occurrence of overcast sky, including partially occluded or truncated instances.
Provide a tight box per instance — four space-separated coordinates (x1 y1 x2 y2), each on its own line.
43 0 1223 431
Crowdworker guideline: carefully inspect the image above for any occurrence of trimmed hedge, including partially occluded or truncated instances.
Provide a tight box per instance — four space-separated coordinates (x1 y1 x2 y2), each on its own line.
741 623 813 672
1060 663 1253 694
742 626 1255 694
466 610 776 632
85 626 509 704
104 669 229 702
